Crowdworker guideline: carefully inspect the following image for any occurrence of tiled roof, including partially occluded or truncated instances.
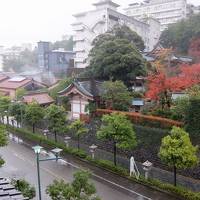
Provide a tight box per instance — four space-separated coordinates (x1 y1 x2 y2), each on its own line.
22 92 54 105
0 178 28 199
0 75 9 83
0 77 32 90
58 80 103 98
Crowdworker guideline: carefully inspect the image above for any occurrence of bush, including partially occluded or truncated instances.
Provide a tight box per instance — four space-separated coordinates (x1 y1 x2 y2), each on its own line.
96 109 183 129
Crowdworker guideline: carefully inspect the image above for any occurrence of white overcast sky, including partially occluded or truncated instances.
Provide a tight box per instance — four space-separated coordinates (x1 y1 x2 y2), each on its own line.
0 0 199 47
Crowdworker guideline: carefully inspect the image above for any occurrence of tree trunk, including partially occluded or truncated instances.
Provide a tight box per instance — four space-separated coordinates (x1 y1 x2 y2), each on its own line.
54 131 57 142
114 141 117 166
174 165 177 186
32 123 35 133
78 135 80 149
6 115 9 125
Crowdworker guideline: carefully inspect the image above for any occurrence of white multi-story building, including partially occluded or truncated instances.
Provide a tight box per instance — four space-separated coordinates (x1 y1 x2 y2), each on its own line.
125 0 187 31
72 0 160 68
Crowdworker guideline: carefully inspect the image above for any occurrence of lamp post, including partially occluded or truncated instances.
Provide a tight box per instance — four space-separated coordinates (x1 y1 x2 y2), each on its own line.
32 145 42 200
32 145 63 200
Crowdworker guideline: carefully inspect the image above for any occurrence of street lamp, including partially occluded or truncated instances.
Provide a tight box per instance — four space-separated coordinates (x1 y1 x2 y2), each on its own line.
32 145 63 200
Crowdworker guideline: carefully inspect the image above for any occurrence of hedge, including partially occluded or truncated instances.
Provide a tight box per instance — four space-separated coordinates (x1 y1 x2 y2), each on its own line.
7 126 200 200
95 109 183 129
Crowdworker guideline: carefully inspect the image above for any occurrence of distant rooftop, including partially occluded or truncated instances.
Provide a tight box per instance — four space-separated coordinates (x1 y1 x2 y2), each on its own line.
9 77 26 82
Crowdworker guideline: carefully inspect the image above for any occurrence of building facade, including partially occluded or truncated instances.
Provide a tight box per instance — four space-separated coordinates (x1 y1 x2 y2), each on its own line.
72 0 160 68
124 0 187 31
38 41 75 74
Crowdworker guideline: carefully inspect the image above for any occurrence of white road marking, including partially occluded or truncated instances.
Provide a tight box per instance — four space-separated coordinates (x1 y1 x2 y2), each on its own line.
10 146 152 200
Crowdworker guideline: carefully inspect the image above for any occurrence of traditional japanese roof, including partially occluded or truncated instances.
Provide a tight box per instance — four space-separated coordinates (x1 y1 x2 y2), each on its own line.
22 92 54 105
0 77 32 90
58 80 103 100
0 74 9 83
0 76 47 90
0 178 28 199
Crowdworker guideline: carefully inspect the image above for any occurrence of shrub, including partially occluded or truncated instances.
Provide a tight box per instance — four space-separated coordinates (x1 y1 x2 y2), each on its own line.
96 109 183 129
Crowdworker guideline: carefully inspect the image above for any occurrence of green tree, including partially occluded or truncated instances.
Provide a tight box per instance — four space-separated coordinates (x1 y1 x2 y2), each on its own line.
49 78 72 100
12 179 36 199
46 170 100 200
9 102 26 127
160 14 200 54
16 88 27 100
0 96 11 124
51 36 73 51
0 125 8 166
87 37 146 87
102 80 132 111
108 24 145 51
45 104 67 142
171 97 189 121
159 126 198 186
69 120 88 149
97 113 137 165
25 102 44 133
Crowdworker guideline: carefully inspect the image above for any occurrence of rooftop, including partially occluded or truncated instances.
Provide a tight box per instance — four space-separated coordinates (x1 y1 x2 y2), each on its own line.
0 77 32 89
22 92 54 105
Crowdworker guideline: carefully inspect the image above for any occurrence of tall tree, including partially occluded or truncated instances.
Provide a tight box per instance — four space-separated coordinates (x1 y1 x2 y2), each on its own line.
25 102 44 133
97 113 137 166
159 126 198 186
9 102 26 127
102 80 132 111
0 96 11 124
108 25 145 51
88 38 146 87
45 104 67 142
46 170 100 200
160 14 200 54
69 120 88 149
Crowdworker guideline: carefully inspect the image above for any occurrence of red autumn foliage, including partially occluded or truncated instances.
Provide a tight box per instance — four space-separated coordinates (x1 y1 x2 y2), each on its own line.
95 109 183 128
146 64 200 100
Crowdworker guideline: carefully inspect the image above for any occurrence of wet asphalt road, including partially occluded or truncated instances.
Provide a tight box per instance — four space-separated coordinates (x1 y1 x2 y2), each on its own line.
0 135 179 200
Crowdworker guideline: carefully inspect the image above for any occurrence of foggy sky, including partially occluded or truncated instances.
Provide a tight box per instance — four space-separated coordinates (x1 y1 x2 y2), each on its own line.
0 0 199 47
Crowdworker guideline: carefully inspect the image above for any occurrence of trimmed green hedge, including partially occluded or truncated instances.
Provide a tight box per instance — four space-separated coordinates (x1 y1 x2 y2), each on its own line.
7 126 200 200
